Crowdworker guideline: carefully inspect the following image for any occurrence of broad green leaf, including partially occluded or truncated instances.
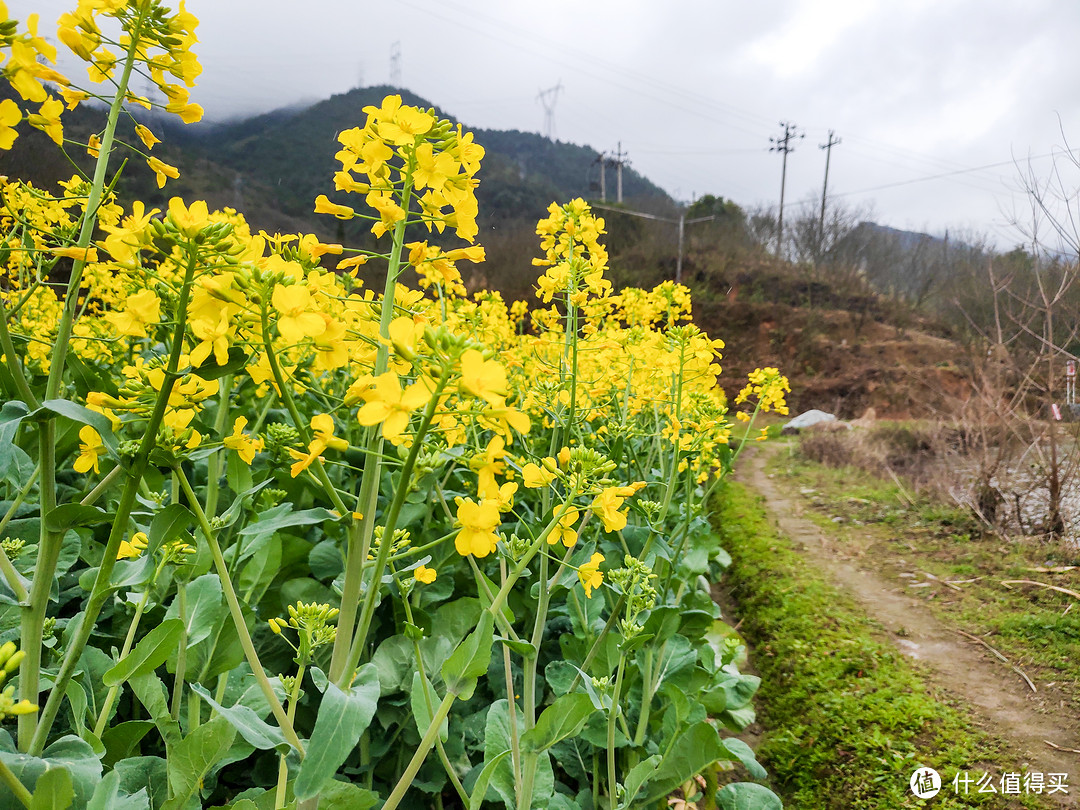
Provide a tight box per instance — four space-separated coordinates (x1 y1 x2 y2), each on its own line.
480 700 515 808
645 721 724 802
162 716 237 810
716 782 783 810
619 754 662 809
103 619 184 687
0 735 102 808
238 507 338 538
165 574 223 649
371 636 413 695
722 738 768 780
190 684 290 753
43 504 108 533
114 757 167 809
239 535 281 597
441 611 494 699
101 721 155 769
480 700 554 809
468 750 510 810
0 400 32 488
494 636 536 657
148 504 194 551
308 540 344 582
127 674 181 749
519 693 595 754
86 771 148 810
29 767 73 810
293 664 380 800
39 399 118 452
409 671 448 743
317 780 379 810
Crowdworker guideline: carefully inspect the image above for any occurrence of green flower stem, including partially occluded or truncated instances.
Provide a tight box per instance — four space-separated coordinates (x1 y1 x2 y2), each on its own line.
607 651 628 804
258 307 348 517
79 465 121 508
396 577 470 807
93 556 168 737
329 177 413 684
499 560 522 790
170 581 187 722
467 558 523 644
275 660 306 810
204 373 233 518
0 756 31 809
339 371 448 686
26 238 201 756
174 465 305 757
380 691 455 810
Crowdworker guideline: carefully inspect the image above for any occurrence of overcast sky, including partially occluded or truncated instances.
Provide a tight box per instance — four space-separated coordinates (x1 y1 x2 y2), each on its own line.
17 0 1080 248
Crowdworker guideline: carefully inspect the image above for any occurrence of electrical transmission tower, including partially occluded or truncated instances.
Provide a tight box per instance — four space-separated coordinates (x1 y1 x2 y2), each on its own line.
769 121 804 258
536 81 563 140
389 42 401 86
818 129 841 259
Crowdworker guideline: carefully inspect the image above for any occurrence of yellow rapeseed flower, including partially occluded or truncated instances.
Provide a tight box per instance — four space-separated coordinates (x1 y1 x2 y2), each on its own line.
73 425 105 474
453 497 500 558
578 552 604 598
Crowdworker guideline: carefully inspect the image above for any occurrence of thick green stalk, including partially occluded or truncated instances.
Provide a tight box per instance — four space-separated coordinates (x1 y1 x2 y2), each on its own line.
329 179 413 683
169 581 187 722
203 373 233 517
607 651 628 804
174 466 304 756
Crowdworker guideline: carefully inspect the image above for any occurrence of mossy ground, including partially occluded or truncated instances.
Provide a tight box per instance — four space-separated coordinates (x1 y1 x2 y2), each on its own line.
714 476 1056 809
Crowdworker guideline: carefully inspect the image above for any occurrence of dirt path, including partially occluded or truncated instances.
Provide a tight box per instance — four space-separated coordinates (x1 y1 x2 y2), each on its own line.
741 446 1080 805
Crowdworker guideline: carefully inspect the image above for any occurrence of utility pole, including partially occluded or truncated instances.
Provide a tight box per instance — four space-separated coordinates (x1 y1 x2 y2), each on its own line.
608 142 630 203
769 121 803 258
818 129 840 259
536 81 563 140
389 42 401 86
594 152 608 202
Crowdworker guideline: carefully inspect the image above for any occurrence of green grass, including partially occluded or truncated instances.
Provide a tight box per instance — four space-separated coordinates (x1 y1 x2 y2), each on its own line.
714 480 1050 809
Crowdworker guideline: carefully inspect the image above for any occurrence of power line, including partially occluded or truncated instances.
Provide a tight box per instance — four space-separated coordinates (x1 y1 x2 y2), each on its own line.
831 149 1079 200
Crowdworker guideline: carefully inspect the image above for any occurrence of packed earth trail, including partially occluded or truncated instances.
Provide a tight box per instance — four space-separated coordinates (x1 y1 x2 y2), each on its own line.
741 444 1080 806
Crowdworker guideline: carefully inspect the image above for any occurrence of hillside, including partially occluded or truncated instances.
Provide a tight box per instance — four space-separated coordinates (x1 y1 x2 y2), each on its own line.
171 85 672 241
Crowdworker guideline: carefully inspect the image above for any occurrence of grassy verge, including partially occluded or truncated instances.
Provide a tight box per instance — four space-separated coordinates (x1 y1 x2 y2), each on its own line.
771 448 1080 707
714 478 1051 809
